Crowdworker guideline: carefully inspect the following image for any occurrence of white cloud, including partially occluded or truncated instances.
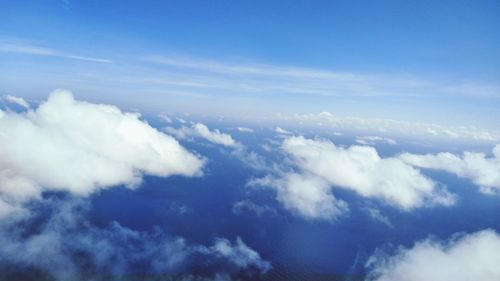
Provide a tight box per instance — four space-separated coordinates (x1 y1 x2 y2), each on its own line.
366 229 500 281
282 136 455 211
231 147 270 171
364 207 393 228
4 95 30 109
0 41 111 63
158 112 172 123
145 55 500 99
0 90 204 218
165 123 239 147
275 127 292 135
236 126 254 133
232 200 278 217
207 237 272 273
399 144 500 194
193 123 238 147
247 173 348 220
282 112 500 143
0 198 271 280
248 136 455 220
356 136 397 146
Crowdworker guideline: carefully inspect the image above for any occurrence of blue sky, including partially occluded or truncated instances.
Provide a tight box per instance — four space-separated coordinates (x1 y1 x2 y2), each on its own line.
1 3 500 279
1 0 499 128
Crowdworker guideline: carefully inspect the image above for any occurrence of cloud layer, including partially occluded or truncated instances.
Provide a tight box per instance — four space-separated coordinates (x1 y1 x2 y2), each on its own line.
366 229 500 281
0 90 204 217
0 198 270 280
281 112 500 143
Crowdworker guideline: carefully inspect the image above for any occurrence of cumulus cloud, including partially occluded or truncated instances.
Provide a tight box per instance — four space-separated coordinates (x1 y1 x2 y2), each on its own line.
283 136 455 210
400 144 500 194
4 95 30 109
0 198 271 280
0 90 204 218
250 136 455 220
165 123 239 147
366 229 500 281
248 173 348 220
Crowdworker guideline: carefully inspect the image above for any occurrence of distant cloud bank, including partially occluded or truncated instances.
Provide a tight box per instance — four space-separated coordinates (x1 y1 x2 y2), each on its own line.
279 112 500 143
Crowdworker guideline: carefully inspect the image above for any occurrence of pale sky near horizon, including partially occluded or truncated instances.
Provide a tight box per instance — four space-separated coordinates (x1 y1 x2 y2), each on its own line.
1 0 499 129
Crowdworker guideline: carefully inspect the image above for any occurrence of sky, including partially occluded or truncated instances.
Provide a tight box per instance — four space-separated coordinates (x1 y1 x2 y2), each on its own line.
1 2 500 279
1 0 499 129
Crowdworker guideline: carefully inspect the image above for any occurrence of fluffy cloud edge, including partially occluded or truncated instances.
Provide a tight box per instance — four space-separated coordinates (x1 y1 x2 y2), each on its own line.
399 144 500 194
282 136 455 210
0 90 205 218
248 136 456 221
365 229 500 281
165 122 239 147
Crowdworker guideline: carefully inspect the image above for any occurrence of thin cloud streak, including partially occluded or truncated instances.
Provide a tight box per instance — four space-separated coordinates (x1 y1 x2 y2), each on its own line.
2 40 499 130
144 56 428 98
144 55 500 99
0 41 112 63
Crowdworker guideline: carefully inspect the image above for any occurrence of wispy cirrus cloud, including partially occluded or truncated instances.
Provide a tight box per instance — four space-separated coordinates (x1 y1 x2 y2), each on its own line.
143 56 430 98
144 55 500 99
0 41 111 63
2 40 499 132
